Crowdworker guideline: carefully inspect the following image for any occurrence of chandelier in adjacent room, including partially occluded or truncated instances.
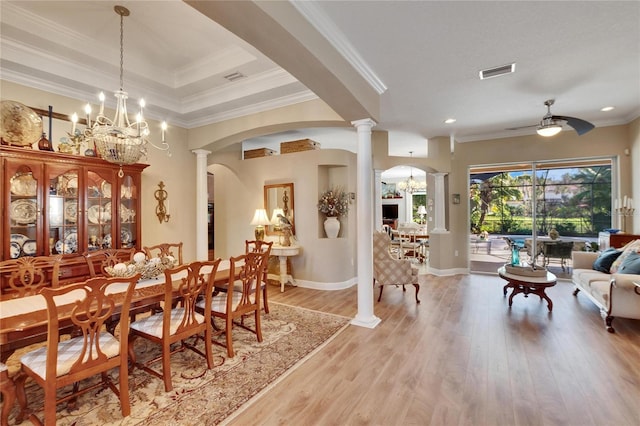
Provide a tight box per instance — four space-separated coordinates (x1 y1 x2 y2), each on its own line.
84 5 170 176
397 151 426 194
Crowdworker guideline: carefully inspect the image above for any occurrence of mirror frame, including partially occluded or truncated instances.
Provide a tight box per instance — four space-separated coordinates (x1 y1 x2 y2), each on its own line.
264 183 295 235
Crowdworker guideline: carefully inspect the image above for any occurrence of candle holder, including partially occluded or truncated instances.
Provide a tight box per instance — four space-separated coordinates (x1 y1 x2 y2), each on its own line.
616 206 635 233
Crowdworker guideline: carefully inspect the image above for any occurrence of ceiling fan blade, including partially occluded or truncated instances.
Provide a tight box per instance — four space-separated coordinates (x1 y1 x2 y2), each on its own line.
505 124 538 131
552 115 595 135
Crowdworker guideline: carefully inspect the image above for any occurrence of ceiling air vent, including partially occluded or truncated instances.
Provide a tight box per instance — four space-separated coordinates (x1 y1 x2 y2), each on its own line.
224 72 246 82
479 63 516 80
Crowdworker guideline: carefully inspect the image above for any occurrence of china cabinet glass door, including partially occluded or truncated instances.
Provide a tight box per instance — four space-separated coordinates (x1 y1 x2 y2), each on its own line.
46 165 80 255
120 174 137 248
7 161 41 258
86 169 115 251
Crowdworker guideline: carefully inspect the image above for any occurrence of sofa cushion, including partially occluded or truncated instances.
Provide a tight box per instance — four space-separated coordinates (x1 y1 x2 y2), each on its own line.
592 247 622 272
616 251 640 274
609 239 640 273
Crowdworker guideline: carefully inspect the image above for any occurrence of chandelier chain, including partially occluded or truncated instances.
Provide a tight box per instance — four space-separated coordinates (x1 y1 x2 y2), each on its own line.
119 11 124 90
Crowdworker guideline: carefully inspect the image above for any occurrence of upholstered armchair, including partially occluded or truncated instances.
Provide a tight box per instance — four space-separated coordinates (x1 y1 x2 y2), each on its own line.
373 231 420 303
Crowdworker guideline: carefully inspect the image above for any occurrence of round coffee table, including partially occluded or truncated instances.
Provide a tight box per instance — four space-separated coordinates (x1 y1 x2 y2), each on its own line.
498 266 557 311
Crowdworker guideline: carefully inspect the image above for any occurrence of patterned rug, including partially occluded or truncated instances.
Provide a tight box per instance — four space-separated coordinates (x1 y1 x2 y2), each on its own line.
7 303 350 425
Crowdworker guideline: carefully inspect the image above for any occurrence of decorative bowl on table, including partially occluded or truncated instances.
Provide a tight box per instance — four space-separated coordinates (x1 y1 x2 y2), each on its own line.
106 255 177 280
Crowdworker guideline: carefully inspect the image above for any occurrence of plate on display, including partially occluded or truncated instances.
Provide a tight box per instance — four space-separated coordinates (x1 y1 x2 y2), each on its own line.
0 100 42 146
10 199 37 224
103 234 112 249
87 205 110 224
22 240 37 255
11 233 29 247
64 201 78 223
10 241 21 258
101 181 112 198
55 233 77 254
10 173 37 196
58 174 79 196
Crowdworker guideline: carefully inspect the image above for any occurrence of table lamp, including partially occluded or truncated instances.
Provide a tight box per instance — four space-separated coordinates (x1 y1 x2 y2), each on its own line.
250 208 271 241
417 205 427 224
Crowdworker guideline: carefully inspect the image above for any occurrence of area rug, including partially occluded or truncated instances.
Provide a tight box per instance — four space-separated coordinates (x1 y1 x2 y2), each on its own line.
7 302 350 425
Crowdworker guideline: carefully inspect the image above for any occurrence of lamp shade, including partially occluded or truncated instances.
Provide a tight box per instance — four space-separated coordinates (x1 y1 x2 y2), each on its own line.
537 123 562 137
250 208 271 226
417 205 427 215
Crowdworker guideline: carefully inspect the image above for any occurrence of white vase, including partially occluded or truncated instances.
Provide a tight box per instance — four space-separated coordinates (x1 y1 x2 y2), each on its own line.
324 216 340 238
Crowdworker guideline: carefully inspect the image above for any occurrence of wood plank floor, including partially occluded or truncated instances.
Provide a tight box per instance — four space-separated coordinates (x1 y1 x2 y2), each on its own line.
227 273 640 426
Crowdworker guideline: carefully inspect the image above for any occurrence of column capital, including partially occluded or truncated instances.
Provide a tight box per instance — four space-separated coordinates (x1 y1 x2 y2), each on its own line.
430 172 448 177
351 118 377 129
191 149 211 157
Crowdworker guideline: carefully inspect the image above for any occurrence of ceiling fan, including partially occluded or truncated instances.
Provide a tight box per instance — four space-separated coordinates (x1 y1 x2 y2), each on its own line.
507 99 595 137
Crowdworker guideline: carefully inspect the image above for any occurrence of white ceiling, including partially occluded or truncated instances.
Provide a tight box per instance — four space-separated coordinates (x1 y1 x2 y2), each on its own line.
1 1 639 159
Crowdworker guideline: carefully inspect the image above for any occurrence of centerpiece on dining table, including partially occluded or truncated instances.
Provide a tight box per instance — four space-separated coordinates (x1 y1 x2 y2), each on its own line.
105 251 177 280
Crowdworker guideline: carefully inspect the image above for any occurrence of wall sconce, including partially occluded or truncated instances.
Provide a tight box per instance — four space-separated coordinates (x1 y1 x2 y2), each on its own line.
250 208 271 241
155 181 170 223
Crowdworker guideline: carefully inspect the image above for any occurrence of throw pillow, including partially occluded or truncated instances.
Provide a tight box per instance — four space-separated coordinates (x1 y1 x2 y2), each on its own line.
592 248 623 273
616 251 640 274
610 239 640 273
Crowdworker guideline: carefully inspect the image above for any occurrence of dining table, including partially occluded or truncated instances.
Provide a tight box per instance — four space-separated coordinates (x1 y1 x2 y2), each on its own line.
0 260 233 363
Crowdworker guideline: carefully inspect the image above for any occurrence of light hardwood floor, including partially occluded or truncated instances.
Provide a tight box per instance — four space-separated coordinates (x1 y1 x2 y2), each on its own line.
227 273 640 426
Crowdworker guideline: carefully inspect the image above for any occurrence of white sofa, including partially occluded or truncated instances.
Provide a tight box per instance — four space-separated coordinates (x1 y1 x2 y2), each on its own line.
572 250 640 332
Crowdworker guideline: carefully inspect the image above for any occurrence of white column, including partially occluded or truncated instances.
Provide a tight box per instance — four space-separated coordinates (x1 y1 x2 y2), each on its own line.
431 172 448 232
192 149 211 260
374 169 383 230
351 118 381 329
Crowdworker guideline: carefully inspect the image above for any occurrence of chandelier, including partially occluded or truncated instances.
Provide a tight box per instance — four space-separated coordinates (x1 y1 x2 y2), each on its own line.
84 5 170 176
397 152 426 194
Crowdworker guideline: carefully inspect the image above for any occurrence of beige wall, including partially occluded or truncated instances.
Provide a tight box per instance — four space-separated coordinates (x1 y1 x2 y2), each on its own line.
209 148 358 287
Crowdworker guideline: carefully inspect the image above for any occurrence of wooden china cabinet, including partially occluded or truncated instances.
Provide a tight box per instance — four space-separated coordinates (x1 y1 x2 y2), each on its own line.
1 145 148 283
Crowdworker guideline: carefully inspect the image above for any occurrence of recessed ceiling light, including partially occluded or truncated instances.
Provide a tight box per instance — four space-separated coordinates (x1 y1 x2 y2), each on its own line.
600 106 615 112
444 118 456 124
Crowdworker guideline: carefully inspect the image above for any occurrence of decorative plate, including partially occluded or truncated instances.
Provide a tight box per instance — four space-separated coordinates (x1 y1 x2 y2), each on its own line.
64 201 78 223
10 173 37 196
0 100 42 146
103 234 112 249
57 174 79 196
10 241 21 259
88 205 104 224
10 199 37 224
55 233 77 254
11 233 29 247
22 240 37 255
121 205 136 223
101 181 112 198
65 232 78 253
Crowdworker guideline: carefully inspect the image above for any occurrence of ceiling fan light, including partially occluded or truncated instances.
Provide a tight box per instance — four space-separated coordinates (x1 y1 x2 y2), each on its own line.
537 123 562 137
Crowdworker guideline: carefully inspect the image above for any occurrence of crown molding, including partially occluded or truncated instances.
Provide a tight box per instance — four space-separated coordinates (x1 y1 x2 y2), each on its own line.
291 1 387 95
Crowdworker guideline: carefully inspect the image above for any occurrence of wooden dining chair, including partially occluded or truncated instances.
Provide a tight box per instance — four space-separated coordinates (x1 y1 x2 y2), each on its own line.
0 255 62 300
196 252 268 358
244 240 273 313
83 248 135 277
128 259 221 392
14 274 140 425
143 242 183 265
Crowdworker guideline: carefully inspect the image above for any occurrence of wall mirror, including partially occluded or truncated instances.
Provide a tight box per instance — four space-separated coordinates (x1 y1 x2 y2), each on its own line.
264 183 294 235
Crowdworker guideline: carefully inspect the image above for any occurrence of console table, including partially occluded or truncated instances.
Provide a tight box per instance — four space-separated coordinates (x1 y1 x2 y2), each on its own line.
271 244 300 292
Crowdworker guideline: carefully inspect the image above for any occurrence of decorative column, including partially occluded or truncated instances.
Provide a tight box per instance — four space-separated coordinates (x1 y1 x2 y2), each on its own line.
374 169 383 230
431 172 448 232
192 149 211 260
351 118 381 329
